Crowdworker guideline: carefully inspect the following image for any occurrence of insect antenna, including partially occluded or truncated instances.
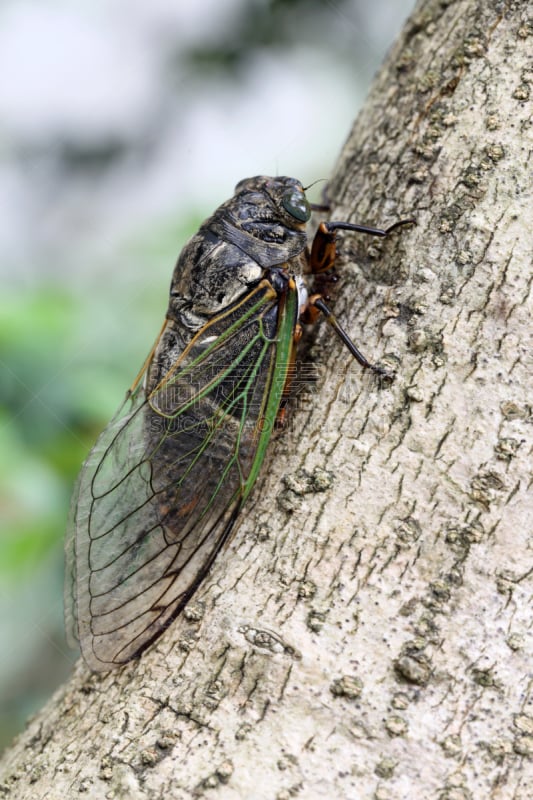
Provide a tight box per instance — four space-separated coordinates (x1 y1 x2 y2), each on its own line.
303 178 330 213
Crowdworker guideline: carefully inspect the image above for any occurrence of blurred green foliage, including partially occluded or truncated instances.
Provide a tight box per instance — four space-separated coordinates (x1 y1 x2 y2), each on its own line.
0 212 200 751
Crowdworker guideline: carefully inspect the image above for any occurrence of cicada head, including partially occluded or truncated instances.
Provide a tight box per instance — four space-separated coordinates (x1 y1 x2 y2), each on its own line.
235 175 312 228
167 176 310 322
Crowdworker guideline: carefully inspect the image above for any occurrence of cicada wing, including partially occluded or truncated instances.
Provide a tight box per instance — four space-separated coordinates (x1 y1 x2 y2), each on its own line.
66 281 297 671
65 393 154 652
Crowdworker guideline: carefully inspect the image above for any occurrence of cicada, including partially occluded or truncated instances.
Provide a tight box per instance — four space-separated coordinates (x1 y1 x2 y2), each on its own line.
65 175 412 671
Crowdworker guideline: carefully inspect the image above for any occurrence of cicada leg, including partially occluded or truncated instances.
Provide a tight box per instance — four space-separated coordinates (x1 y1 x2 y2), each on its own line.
308 294 383 372
306 216 415 374
310 218 415 277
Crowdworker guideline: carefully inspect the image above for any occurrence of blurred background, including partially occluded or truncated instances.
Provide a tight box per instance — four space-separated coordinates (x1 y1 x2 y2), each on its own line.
0 0 415 751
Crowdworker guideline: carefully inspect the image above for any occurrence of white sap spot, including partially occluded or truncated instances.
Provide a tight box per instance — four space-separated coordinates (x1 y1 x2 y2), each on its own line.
295 276 309 316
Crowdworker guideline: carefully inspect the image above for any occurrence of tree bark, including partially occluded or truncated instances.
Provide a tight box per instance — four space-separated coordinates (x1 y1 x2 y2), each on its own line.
1 0 531 797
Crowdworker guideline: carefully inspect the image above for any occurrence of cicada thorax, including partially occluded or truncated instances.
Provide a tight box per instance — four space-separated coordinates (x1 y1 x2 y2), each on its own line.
166 178 308 325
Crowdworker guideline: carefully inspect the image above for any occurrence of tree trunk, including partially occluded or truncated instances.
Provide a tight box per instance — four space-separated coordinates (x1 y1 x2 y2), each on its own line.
1 0 531 797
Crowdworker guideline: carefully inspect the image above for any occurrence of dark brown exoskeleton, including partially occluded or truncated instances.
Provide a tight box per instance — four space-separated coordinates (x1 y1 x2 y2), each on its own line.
65 175 413 671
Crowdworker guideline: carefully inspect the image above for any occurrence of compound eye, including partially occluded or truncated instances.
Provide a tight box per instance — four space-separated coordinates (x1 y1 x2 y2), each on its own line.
281 188 311 222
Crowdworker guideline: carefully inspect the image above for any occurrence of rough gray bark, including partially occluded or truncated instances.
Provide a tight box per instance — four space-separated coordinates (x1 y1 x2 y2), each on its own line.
1 0 531 797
